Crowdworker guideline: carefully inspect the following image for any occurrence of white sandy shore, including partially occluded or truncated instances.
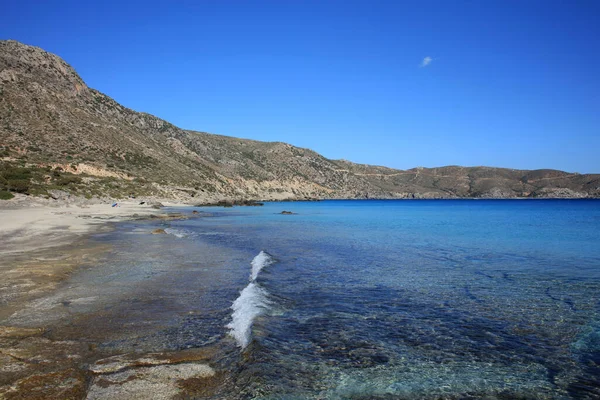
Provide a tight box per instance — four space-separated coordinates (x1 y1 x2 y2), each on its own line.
0 199 187 255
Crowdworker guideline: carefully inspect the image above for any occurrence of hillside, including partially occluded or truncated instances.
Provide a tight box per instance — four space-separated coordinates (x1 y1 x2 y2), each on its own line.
1 40 599 201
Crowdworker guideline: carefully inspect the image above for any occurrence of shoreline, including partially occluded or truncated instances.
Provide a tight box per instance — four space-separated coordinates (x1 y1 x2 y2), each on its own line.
0 198 228 399
0 198 177 315
0 196 199 322
0 197 190 256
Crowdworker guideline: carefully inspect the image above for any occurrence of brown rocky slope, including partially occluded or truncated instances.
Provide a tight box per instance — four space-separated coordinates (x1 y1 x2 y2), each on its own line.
1 40 599 201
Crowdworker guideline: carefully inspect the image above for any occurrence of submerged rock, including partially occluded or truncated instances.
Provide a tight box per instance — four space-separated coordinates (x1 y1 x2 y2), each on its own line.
87 350 219 400
148 213 187 220
3 368 87 399
87 363 215 400
0 326 44 338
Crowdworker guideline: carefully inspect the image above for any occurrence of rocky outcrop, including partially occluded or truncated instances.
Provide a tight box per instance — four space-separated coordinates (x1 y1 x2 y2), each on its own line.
0 325 220 399
1 40 598 201
531 188 588 199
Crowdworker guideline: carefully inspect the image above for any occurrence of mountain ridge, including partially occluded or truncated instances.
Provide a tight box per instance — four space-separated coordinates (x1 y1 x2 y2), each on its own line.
1 40 599 201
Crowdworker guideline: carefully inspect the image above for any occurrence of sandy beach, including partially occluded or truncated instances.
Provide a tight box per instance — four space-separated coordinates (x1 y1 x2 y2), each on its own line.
0 197 178 320
0 198 182 254
0 198 224 399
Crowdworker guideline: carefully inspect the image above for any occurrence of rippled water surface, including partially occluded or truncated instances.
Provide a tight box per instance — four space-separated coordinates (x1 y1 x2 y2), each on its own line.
158 200 600 399
40 200 600 399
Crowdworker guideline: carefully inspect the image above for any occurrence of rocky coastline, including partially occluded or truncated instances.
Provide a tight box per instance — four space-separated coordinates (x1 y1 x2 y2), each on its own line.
0 198 228 399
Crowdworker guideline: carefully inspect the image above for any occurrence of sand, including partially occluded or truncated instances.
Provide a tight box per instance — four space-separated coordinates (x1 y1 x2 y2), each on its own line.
0 199 222 398
0 199 188 317
0 200 185 255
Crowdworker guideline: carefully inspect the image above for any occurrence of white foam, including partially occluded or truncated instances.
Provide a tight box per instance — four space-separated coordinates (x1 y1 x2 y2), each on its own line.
227 251 275 349
164 228 187 238
250 250 273 281
226 282 271 348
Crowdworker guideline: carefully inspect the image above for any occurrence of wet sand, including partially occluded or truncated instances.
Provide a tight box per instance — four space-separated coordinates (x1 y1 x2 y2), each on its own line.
0 201 224 399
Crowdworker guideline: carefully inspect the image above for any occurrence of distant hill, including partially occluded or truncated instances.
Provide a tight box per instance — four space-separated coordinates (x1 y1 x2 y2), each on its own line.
1 40 598 201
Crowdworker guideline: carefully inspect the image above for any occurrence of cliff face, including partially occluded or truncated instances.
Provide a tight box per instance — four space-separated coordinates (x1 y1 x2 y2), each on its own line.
1 40 599 201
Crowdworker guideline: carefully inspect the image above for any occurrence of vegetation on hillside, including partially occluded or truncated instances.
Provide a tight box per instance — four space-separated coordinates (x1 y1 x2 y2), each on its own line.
0 160 157 200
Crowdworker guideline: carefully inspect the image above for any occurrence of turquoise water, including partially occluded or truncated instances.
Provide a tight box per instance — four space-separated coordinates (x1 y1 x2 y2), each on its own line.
151 199 599 399
33 199 600 399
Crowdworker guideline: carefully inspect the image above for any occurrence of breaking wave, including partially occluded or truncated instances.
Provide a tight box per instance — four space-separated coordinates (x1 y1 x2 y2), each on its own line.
227 251 275 349
226 282 272 348
250 250 274 281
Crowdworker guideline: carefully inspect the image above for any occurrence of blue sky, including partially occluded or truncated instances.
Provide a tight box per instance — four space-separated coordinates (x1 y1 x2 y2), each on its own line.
2 1 599 173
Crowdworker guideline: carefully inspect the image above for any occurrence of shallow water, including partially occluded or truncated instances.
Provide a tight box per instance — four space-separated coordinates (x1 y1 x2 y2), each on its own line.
187 200 600 399
13 200 600 399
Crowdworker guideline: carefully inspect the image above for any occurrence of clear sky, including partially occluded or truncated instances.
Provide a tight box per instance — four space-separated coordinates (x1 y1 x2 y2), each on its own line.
2 0 599 173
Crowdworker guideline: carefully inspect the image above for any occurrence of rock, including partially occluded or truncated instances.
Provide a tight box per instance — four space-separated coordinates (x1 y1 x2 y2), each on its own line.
148 213 187 220
196 199 264 207
3 368 87 399
87 363 215 400
0 352 29 374
238 199 264 206
532 188 588 198
280 211 295 215
151 229 166 234
89 354 169 374
192 210 199 214
478 187 518 199
0 326 43 338
48 189 70 200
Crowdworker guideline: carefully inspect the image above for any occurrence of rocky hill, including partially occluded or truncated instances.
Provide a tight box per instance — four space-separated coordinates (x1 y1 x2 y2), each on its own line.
1 40 599 202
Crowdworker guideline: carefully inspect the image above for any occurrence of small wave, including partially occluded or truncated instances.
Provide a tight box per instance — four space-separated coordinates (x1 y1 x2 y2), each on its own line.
250 251 273 281
164 228 187 238
227 282 271 348
227 251 275 349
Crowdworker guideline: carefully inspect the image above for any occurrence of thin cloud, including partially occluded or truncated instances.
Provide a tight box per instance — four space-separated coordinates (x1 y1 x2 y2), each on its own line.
420 56 433 67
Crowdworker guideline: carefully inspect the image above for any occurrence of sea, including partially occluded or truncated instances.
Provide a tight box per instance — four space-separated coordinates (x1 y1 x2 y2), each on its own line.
17 200 600 398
